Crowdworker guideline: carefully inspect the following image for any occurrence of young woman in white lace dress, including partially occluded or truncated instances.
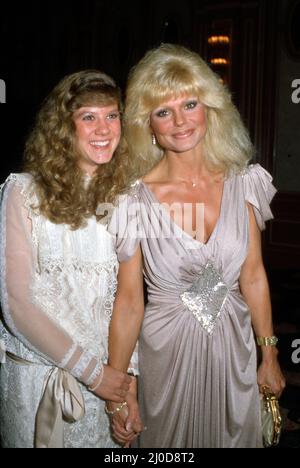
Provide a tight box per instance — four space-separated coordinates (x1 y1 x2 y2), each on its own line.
0 70 137 448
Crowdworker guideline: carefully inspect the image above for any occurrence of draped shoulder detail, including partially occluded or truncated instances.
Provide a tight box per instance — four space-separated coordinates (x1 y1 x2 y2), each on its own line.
108 181 142 263
241 164 277 230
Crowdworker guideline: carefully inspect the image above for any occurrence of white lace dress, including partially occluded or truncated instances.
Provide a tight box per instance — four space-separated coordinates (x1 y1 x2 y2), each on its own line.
0 173 127 448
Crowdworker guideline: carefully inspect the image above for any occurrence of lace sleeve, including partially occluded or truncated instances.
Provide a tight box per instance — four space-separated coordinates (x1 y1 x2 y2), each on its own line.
0 177 102 386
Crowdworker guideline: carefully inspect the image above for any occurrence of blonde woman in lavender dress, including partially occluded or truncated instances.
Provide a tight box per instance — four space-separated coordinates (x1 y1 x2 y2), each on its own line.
107 44 285 448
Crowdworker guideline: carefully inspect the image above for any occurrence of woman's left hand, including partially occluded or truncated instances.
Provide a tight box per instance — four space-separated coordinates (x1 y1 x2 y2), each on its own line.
257 350 286 398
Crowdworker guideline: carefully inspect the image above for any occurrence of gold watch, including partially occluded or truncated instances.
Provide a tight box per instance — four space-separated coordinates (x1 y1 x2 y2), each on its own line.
256 336 278 346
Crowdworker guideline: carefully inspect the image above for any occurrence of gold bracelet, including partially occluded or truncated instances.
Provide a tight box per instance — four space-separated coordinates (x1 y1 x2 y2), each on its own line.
105 401 127 416
256 336 278 346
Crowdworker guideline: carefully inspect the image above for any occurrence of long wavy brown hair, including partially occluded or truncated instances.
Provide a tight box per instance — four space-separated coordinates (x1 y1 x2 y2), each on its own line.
24 70 132 229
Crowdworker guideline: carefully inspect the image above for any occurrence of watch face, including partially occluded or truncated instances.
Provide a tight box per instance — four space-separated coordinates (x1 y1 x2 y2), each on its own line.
266 336 278 346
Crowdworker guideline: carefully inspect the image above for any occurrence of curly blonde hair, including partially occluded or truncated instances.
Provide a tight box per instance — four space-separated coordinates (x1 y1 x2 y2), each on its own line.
124 44 254 177
24 70 132 229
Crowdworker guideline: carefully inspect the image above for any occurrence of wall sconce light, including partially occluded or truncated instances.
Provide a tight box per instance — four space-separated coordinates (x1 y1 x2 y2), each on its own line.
207 31 231 85
210 58 229 65
208 35 230 45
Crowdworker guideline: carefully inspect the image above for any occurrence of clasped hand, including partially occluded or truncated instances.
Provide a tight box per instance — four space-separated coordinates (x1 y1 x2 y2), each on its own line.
106 383 144 447
92 365 132 402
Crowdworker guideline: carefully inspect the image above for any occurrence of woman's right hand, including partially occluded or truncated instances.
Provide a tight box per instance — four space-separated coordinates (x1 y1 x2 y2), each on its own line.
93 364 132 402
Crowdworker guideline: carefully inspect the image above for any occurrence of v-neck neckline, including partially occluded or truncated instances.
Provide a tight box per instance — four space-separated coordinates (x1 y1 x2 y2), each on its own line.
140 178 228 247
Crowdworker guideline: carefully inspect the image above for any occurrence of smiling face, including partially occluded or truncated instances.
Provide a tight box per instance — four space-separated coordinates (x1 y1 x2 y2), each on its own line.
150 95 207 155
72 103 121 175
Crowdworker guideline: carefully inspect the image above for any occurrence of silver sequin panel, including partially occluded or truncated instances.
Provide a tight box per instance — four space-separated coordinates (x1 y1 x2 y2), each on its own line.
180 263 229 335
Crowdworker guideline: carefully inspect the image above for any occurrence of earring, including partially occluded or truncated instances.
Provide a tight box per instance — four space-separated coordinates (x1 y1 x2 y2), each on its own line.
152 134 157 145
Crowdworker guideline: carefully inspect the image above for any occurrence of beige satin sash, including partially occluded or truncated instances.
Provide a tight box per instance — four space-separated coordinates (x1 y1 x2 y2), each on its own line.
6 352 85 448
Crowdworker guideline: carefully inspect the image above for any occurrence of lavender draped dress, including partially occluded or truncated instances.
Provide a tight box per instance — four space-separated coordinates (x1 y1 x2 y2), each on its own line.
110 164 276 448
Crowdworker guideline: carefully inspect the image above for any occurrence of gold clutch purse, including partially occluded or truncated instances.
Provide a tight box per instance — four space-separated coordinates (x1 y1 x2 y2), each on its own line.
260 386 282 447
